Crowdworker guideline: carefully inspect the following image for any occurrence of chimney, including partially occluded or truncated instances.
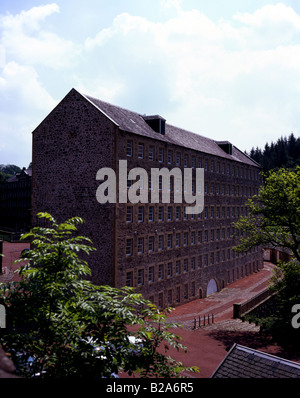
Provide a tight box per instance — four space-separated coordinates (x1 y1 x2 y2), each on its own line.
143 115 166 135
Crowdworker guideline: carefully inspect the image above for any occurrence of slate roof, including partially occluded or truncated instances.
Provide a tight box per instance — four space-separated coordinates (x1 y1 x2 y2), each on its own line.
81 91 259 167
211 344 300 378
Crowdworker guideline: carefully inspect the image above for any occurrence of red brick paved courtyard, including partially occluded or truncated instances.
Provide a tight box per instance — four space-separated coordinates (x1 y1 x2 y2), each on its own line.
164 262 300 378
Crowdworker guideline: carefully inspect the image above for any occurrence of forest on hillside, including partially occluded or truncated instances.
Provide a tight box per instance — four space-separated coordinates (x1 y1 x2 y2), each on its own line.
247 133 300 172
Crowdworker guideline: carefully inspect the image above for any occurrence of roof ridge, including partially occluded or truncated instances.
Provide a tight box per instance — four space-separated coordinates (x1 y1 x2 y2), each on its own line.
236 344 300 369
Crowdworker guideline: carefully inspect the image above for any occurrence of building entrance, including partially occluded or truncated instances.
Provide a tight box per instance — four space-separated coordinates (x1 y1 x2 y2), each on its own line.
207 279 218 296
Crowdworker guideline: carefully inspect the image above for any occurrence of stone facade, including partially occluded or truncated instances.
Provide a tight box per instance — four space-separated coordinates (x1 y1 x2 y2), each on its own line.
32 88 263 307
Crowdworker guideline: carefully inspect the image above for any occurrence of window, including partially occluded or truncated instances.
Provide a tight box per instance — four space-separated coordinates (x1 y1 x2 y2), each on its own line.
168 150 173 164
148 236 154 252
191 156 195 168
183 232 188 246
184 207 188 220
167 262 173 277
198 230 202 244
198 256 202 268
204 230 208 242
191 231 195 245
204 207 208 219
158 264 164 280
126 239 133 256
126 141 133 157
148 206 154 222
167 206 172 221
184 154 188 167
184 284 188 299
126 206 132 223
158 292 164 308
175 233 181 247
159 148 164 162
138 143 144 159
192 281 196 296
176 153 181 166
176 206 181 220
176 286 181 303
176 260 181 274
158 206 164 221
149 145 154 160
158 235 164 251
149 266 154 283
183 258 188 272
159 175 163 191
138 206 144 222
149 175 152 191
126 271 133 287
168 289 173 305
138 269 144 285
167 234 172 249
191 257 195 270
138 237 144 254
204 254 208 266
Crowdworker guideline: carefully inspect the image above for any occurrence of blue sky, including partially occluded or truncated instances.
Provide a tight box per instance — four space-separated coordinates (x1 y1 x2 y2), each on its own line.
1 0 300 167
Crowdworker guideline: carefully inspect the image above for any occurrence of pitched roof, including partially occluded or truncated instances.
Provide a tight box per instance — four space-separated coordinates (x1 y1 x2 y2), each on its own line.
211 344 300 378
81 91 259 167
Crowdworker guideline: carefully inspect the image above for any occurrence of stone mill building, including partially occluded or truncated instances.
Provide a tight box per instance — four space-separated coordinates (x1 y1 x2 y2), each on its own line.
31 88 263 307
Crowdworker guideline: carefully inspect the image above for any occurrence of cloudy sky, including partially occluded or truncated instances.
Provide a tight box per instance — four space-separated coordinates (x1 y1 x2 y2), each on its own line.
1 0 300 167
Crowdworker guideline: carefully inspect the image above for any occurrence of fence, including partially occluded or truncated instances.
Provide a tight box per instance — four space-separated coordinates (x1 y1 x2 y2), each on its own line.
233 289 272 319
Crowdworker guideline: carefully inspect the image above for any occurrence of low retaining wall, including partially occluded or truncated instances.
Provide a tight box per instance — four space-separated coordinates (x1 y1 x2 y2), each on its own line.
233 289 272 319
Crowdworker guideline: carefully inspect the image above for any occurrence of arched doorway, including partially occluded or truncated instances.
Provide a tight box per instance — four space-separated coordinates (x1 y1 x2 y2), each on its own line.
206 279 218 296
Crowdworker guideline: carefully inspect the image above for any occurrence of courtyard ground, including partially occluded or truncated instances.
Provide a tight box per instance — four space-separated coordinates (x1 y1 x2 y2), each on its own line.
164 262 300 378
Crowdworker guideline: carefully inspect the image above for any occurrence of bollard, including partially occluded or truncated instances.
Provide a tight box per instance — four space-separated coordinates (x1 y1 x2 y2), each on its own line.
212 313 214 324
193 318 196 329
198 316 201 327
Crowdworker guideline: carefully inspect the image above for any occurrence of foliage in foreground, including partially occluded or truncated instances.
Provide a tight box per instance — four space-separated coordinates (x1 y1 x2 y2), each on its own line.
0 212 198 378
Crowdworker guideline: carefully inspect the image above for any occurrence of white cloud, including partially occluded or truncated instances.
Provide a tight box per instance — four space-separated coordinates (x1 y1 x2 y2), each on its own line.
2 1 300 166
87 2 300 152
0 3 80 69
0 61 56 111
0 61 56 166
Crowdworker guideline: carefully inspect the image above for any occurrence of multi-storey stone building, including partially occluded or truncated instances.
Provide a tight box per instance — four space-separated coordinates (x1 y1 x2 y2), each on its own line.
32 88 263 307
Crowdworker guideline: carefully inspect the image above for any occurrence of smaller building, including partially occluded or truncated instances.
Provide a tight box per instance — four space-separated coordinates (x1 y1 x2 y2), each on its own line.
211 343 300 378
0 168 32 233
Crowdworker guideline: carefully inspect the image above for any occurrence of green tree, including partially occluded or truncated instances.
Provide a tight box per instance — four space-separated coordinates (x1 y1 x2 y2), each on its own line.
0 164 21 182
234 167 300 347
0 213 198 378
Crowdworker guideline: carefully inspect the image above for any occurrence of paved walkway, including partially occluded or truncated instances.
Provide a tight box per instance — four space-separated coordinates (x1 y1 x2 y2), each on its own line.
168 262 274 329
164 262 300 378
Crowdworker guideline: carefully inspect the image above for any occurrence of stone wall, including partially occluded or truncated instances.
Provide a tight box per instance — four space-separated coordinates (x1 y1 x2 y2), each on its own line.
32 89 116 286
